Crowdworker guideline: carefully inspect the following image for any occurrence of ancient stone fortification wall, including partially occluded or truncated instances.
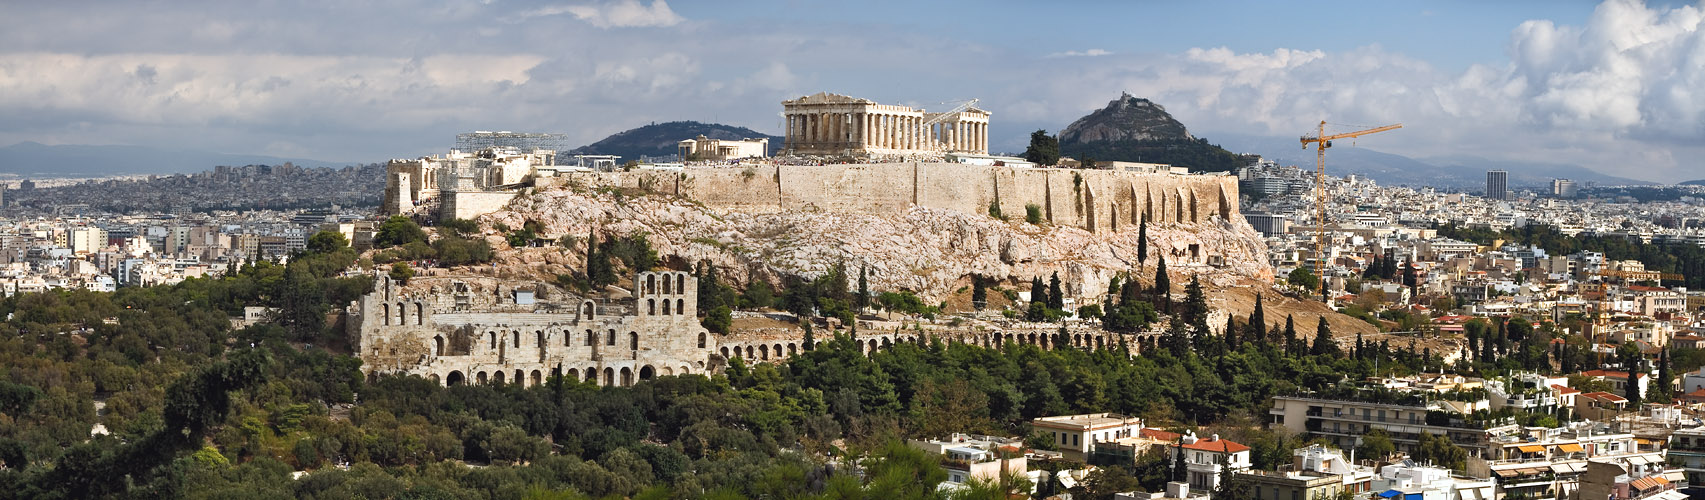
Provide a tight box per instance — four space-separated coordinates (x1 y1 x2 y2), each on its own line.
442 190 519 221
548 163 1238 232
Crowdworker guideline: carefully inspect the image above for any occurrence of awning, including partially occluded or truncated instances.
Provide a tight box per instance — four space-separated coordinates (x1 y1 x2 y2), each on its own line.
1558 443 1584 453
1551 463 1577 474
1494 469 1521 478
1404 494 1423 500
1516 444 1547 454
1376 490 1402 499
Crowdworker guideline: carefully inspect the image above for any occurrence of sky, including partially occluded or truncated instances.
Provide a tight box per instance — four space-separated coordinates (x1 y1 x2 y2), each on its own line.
1 0 1703 182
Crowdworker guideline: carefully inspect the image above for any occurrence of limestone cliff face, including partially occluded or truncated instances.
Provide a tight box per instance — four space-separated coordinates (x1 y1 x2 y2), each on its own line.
478 187 1272 307
1059 93 1194 144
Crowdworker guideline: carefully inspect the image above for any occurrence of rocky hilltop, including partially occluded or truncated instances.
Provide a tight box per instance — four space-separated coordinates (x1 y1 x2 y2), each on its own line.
1057 93 1248 173
459 186 1377 336
1059 93 1194 144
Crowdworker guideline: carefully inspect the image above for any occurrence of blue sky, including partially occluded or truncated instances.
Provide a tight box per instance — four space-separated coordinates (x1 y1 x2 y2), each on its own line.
0 0 1701 182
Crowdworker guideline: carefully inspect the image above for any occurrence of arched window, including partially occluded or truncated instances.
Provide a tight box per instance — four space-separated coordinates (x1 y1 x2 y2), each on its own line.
536 331 545 349
488 332 497 350
397 302 406 325
629 332 639 350
381 303 390 325
760 344 770 360
677 273 685 294
493 371 505 384
603 367 615 387
620 367 633 386
582 301 594 319
511 331 520 348
477 371 489 385
415 303 424 325
648 299 656 315
698 332 707 348
662 274 672 294
446 371 465 386
677 299 684 316
639 366 654 380
606 329 616 345
720 346 730 358
647 274 657 295
662 300 671 315
584 329 595 346
433 336 444 356
566 368 579 381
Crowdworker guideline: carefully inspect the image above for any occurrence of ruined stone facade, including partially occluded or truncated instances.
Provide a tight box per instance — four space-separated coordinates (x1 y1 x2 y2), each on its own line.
384 147 556 216
349 271 713 387
782 93 990 156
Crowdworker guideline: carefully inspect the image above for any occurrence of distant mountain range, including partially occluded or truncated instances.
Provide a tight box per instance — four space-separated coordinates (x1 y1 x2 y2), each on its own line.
570 121 781 161
1055 93 1246 172
1682 179 1705 186
0 141 352 178
1208 133 1655 189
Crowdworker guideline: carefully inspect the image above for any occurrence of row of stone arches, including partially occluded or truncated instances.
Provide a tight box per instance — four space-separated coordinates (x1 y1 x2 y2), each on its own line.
640 271 690 296
435 364 693 388
645 298 686 316
436 328 648 357
720 342 801 362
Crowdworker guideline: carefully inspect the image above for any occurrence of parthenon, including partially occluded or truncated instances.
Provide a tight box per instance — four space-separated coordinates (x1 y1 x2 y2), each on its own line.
782 92 990 156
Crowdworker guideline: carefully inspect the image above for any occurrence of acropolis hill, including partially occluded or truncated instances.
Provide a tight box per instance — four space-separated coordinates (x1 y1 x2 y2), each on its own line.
380 93 1379 337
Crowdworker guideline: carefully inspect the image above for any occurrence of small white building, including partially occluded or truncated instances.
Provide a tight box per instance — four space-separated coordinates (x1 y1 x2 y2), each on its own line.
678 135 768 162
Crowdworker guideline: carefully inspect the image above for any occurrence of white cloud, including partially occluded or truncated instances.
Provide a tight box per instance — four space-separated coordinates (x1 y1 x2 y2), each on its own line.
1048 49 1112 58
525 0 684 28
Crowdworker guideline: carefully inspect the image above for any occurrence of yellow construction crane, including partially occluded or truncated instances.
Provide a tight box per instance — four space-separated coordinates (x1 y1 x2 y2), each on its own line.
1300 121 1402 301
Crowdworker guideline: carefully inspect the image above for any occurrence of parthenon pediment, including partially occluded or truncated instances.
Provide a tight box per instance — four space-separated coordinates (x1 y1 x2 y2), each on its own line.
783 92 874 105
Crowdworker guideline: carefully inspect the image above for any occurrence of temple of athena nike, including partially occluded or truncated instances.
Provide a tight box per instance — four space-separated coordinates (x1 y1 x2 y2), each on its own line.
781 92 990 156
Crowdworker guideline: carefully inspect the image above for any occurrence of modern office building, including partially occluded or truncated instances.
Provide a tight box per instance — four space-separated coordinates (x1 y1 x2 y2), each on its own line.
1486 170 1508 201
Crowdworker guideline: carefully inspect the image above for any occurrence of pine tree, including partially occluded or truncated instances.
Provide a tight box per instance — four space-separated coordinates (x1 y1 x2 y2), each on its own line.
1048 272 1064 311
1310 316 1339 357
1154 255 1171 314
1183 276 1207 326
1104 275 1122 313
1137 215 1149 268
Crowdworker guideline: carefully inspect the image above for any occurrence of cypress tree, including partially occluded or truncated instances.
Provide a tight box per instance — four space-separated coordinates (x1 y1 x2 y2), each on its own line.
1027 277 1048 322
1154 255 1170 314
802 321 816 351
1658 348 1673 403
1048 272 1064 311
856 266 869 313
1137 215 1149 268
1624 345 1644 409
971 274 987 311
1247 294 1266 346
1225 315 1240 351
1283 314 1298 356
1310 316 1338 357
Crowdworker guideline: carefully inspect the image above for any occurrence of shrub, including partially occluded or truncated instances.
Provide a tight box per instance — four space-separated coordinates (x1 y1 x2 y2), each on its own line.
1025 204 1043 224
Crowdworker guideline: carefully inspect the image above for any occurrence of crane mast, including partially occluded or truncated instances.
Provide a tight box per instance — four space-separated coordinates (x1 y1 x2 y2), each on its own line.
1299 121 1402 302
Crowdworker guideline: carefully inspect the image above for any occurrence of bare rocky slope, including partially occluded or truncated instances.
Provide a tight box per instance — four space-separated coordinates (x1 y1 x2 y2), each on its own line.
464 186 1378 336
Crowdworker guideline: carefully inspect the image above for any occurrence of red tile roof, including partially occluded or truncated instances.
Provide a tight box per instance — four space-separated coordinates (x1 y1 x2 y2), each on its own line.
1140 428 1182 441
1582 391 1628 403
1181 437 1250 454
1551 384 1580 395
1580 369 1646 380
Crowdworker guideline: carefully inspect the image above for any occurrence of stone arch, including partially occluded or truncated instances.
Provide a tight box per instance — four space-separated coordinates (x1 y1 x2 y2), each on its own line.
662 274 672 294
746 346 755 359
699 332 707 348
662 366 674 376
1028 332 1038 345
629 332 639 350
881 337 892 348
429 373 440 385
514 369 523 386
640 365 655 380
867 339 878 354
1096 336 1105 350
416 303 424 325
620 367 633 386
511 330 520 349
663 300 671 315
493 371 505 384
477 371 489 385
432 335 444 356
585 368 598 383
566 367 579 381
582 301 595 319
681 365 692 375
531 370 542 386
446 371 465 386
647 273 657 295
677 272 687 294
721 346 731 358
397 302 407 325
677 299 684 315
603 367 615 386
584 329 595 346
381 303 391 325
607 329 616 345
649 299 656 315
788 343 797 356
760 344 770 360
488 332 497 350
773 343 782 358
